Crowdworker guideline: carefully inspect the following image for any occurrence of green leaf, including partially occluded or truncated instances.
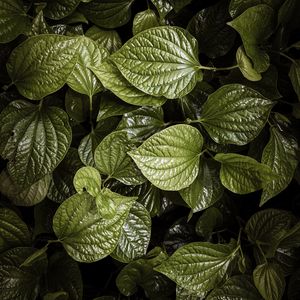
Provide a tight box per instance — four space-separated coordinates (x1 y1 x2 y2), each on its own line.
7 35 80 100
170 0 192 12
30 10 53 36
20 246 48 267
79 0 134 29
0 208 31 253
253 262 285 300
261 127 298 205
207 275 263 300
0 100 72 188
0 170 51 206
53 191 136 262
86 26 122 54
187 0 236 59
95 131 145 185
90 60 167 106
0 0 31 43
43 292 68 300
214 153 276 194
179 158 223 212
289 61 300 101
132 9 160 36
199 84 273 145
155 241 238 293
111 26 201 99
67 36 109 97
62 11 89 24
228 5 275 73
176 285 204 300
150 0 173 19
44 0 81 20
236 46 262 81
73 166 101 197
112 202 151 263
117 106 165 140
129 124 203 191
0 247 47 300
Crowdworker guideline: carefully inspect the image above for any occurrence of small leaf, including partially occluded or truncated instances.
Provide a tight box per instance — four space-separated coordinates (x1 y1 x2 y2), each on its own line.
170 0 192 12
73 166 101 197
0 0 31 43
150 0 173 20
0 208 31 253
129 124 203 191
289 60 300 101
253 262 285 300
199 84 273 145
20 246 48 267
44 0 81 20
132 9 160 35
214 153 277 194
111 26 201 99
155 241 238 293
43 292 68 300
90 60 167 106
112 202 151 263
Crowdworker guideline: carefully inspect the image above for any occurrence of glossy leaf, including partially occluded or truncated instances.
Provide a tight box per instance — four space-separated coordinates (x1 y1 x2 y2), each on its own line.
289 61 300 101
132 9 160 35
0 100 72 188
129 124 203 191
90 60 167 106
44 0 81 20
111 26 202 99
199 84 273 145
150 0 173 19
214 153 276 194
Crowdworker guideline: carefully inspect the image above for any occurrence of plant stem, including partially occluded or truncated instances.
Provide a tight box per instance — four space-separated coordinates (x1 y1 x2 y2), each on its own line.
199 64 239 71
89 94 94 130
271 50 296 64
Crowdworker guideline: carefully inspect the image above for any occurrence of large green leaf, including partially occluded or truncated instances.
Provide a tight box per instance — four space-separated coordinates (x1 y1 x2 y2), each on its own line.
179 158 223 212
90 60 167 106
7 35 80 100
132 9 160 35
53 190 136 262
111 26 202 99
214 153 276 194
199 84 273 145
0 247 47 300
129 124 203 191
289 61 300 101
228 5 275 73
94 131 145 185
67 36 109 97
261 127 298 205
207 275 263 300
112 202 151 263
253 262 285 300
0 208 31 253
79 0 134 29
0 0 31 43
44 0 81 20
0 100 72 188
155 241 239 293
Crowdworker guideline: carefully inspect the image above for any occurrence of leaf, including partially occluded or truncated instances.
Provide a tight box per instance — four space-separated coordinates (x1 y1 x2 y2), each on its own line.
214 153 277 194
73 166 101 197
261 127 298 205
0 208 31 253
128 124 203 191
199 84 273 145
187 0 236 59
155 241 238 293
170 0 192 12
7 35 80 100
236 46 262 81
95 131 145 185
79 0 134 29
62 11 89 24
111 26 202 99
67 36 109 97
43 292 68 300
150 0 173 19
20 246 48 267
253 262 285 300
228 5 275 73
289 61 300 101
179 158 223 213
176 285 204 300
86 26 122 54
132 9 160 36
90 60 167 106
44 0 81 20
0 100 72 188
112 202 151 263
0 0 31 43
117 106 165 140
0 247 47 300
52 190 136 262
207 275 263 300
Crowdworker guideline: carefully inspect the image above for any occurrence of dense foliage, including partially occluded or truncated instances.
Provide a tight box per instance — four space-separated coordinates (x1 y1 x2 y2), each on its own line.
0 0 300 299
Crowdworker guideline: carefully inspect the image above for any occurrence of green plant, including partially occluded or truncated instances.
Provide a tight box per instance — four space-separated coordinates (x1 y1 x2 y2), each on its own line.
0 0 300 299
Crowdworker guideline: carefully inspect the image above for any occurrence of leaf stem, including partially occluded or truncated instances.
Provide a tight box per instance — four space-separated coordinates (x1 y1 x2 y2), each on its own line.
2 82 13 91
199 64 239 71
89 94 94 130
271 50 296 64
